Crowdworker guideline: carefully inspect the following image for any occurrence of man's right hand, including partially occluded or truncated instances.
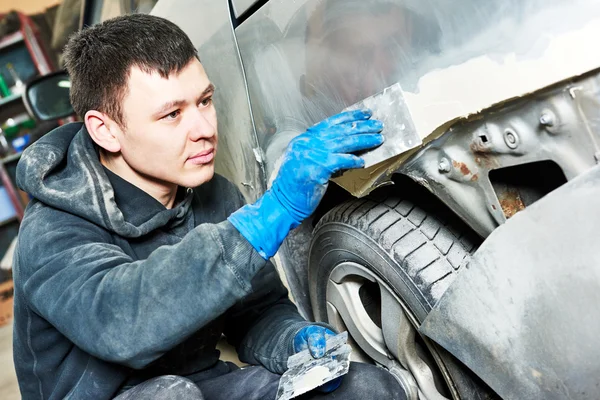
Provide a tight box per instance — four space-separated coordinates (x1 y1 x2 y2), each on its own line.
228 109 384 259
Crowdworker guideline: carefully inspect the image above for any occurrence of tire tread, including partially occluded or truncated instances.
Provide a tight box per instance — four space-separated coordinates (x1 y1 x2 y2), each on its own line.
316 194 480 308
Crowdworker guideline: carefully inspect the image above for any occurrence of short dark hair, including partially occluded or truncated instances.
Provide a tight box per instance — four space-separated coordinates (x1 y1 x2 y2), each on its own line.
63 13 198 126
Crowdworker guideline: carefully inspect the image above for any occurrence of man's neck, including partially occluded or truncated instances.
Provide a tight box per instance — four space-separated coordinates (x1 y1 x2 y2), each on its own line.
100 151 179 209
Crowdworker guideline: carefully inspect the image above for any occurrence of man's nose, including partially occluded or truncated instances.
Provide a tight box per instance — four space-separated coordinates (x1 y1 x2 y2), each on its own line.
188 109 216 141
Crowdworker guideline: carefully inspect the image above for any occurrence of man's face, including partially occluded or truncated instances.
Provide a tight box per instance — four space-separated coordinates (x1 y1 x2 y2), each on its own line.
118 58 217 189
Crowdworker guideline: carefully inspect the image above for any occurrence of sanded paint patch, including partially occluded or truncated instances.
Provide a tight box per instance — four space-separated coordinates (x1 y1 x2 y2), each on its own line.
406 17 600 142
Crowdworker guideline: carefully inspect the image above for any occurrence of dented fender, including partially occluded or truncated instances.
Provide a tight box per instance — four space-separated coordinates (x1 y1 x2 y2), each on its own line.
419 164 600 399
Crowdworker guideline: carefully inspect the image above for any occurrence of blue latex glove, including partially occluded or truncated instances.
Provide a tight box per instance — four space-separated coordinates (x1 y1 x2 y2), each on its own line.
228 109 383 259
294 325 342 393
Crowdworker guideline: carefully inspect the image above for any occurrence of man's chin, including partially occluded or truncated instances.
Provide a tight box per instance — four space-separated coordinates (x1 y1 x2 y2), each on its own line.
182 166 215 188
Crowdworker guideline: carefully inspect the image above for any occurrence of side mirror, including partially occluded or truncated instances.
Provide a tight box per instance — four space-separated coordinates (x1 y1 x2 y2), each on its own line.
23 71 74 121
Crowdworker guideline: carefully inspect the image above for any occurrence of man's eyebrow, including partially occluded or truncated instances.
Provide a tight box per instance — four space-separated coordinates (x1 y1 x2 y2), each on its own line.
201 83 216 96
193 83 215 104
152 84 216 118
153 99 186 118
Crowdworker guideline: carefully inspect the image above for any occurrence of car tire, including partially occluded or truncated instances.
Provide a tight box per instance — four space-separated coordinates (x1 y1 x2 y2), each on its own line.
308 190 499 399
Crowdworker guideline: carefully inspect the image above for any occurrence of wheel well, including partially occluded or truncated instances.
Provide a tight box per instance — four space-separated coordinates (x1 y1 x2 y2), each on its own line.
489 160 568 219
313 173 480 241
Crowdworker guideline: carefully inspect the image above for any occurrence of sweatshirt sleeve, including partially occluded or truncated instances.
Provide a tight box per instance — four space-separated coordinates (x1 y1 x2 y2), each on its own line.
222 263 312 374
218 176 332 374
15 202 268 370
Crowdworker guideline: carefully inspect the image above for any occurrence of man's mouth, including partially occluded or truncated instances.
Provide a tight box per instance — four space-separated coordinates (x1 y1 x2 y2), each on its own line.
187 149 215 165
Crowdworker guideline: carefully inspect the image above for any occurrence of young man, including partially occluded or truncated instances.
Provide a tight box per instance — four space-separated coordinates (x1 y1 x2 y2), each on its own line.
12 14 405 400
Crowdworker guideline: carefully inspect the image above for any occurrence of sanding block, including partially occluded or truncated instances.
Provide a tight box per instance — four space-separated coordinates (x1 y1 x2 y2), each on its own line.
343 83 422 167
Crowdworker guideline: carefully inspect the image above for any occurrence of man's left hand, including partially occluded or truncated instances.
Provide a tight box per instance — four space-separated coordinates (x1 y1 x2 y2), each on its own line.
293 325 343 393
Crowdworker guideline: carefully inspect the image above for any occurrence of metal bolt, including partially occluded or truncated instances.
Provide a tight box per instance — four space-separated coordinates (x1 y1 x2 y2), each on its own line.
504 129 519 149
540 112 555 127
506 132 516 144
438 158 451 173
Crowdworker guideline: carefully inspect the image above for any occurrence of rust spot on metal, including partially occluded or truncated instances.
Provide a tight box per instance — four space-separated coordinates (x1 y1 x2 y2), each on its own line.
498 189 526 218
470 140 489 154
471 174 479 182
473 152 499 170
471 141 500 170
453 160 471 176
492 204 497 210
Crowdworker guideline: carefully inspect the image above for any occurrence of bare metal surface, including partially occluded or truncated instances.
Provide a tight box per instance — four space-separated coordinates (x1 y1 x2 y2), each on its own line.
327 262 449 400
152 0 265 202
420 164 600 399
399 71 600 236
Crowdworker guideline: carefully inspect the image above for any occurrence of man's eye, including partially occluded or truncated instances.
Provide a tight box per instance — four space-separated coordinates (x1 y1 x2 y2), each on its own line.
200 97 213 107
163 110 180 120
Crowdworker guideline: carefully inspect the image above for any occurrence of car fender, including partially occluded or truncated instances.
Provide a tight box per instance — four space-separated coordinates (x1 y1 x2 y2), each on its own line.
419 164 600 400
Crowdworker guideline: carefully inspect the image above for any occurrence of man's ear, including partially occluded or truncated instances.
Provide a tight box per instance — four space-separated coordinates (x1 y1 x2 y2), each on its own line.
84 110 122 153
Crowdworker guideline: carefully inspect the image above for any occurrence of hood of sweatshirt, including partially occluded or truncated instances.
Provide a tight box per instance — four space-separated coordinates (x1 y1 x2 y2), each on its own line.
16 122 193 238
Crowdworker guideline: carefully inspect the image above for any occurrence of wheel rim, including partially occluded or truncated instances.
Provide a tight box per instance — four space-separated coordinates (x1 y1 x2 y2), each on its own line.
325 262 456 400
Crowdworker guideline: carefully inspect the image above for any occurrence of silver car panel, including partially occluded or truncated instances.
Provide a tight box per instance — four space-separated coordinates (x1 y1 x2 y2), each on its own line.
234 0 600 231
398 71 600 236
235 0 446 181
420 163 600 399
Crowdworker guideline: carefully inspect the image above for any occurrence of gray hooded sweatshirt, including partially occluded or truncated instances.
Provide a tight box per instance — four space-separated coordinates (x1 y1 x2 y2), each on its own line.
12 123 312 399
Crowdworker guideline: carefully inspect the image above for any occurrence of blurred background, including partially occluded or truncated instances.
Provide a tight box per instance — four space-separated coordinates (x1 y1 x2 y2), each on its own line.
0 1 81 398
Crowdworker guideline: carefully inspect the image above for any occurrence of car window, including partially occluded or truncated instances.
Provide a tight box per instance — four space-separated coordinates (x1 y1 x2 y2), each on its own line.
93 0 159 25
120 0 159 14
